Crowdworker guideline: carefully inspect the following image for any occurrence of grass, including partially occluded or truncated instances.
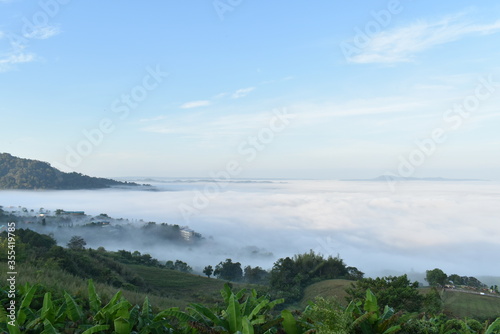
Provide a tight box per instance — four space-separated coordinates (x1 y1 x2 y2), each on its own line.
300 279 354 308
2 261 262 311
5 262 184 310
442 289 500 321
126 264 234 306
301 279 500 321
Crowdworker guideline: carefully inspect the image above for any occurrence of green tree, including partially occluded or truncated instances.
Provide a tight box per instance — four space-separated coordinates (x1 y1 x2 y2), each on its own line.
346 266 365 280
203 265 213 278
214 258 243 281
270 251 353 302
448 273 463 285
463 276 486 288
346 274 423 313
244 265 270 284
67 235 86 250
165 260 174 269
425 268 448 287
174 260 192 273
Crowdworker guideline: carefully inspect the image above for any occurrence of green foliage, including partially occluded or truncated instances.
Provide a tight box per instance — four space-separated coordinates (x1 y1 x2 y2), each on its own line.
270 250 361 303
165 283 286 333
1 230 148 290
214 258 243 281
426 268 448 287
88 279 101 314
346 275 424 313
302 297 351 333
203 265 214 278
1 279 500 333
422 287 444 315
244 265 270 285
345 289 405 334
67 235 87 250
173 260 193 273
486 318 500 334
0 152 139 189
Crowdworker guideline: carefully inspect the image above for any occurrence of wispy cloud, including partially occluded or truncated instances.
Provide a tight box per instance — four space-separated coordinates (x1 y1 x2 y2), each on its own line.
0 24 60 72
232 87 255 99
213 92 228 99
0 52 35 72
142 113 264 134
180 100 211 109
23 25 61 40
349 14 500 64
139 115 168 123
140 111 272 147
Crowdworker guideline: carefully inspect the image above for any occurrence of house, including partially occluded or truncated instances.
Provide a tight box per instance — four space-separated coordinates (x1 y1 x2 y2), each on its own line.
63 211 85 216
180 228 195 241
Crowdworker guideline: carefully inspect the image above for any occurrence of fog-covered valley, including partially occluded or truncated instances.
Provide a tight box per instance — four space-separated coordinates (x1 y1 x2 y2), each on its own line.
2 179 499 281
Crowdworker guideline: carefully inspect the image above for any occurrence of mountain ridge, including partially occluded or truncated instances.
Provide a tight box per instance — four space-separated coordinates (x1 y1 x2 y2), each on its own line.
0 152 139 190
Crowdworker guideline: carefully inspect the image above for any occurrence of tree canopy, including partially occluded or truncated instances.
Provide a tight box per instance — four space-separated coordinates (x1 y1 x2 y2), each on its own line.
67 235 87 250
270 250 363 302
426 268 448 286
345 274 425 313
214 258 243 281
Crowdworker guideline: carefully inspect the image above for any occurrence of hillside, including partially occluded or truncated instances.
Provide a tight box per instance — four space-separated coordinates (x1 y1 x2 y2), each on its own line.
302 279 500 321
442 289 500 321
301 279 353 308
0 153 139 189
0 228 254 309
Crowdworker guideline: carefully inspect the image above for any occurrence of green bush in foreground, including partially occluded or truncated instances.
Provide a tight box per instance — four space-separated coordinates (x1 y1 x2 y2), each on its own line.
1 280 500 333
0 280 290 333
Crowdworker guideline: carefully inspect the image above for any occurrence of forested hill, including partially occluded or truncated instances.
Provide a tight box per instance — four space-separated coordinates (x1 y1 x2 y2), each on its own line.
0 153 139 189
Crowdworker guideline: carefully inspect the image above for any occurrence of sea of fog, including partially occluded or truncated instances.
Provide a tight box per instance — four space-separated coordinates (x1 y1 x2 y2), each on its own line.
2 179 499 281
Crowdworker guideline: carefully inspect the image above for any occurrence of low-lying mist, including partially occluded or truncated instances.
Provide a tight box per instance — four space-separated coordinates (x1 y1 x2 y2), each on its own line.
2 179 499 280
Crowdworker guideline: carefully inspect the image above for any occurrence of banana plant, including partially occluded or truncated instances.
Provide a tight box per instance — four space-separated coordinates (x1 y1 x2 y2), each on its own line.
91 281 173 333
485 318 500 334
1 283 91 333
160 283 284 333
345 289 404 334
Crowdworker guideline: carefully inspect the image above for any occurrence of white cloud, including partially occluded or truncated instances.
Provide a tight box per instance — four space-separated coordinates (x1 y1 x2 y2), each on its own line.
23 25 61 40
213 92 228 99
141 111 267 143
0 52 36 72
0 24 60 72
180 100 211 109
232 87 255 99
139 115 168 122
347 14 500 64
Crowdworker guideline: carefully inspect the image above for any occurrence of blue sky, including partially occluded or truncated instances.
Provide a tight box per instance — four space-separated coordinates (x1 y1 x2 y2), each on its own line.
1 0 500 179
